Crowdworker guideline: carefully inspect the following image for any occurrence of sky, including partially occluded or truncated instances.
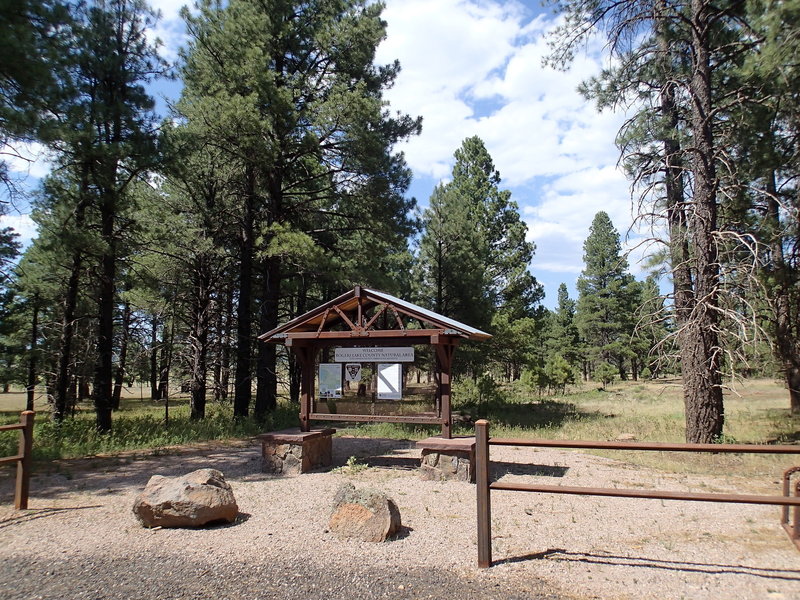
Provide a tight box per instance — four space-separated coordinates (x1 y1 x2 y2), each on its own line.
1 0 651 309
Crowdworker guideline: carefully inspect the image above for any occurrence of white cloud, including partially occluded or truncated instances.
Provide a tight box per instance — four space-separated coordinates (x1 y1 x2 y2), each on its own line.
377 0 641 296
0 214 38 246
377 0 529 176
149 0 187 23
2 141 53 179
523 165 652 279
147 0 189 64
378 1 623 184
147 18 186 65
509 127 648 284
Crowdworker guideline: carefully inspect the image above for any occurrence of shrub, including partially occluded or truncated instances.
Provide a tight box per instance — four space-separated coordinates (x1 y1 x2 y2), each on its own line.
594 362 617 389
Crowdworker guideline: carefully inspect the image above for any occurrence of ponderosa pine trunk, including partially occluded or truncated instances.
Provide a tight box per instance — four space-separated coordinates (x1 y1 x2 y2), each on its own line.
763 170 800 414
158 317 173 399
190 258 211 420
233 165 256 418
255 257 279 421
54 167 89 422
287 280 307 405
111 299 131 410
215 285 234 403
26 297 38 412
54 249 82 419
255 167 282 421
94 201 116 433
682 0 724 443
149 314 160 400
657 0 693 334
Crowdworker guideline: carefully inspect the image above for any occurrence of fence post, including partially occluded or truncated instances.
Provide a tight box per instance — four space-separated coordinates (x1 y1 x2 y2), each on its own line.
476 419 492 568
794 481 800 546
15 411 34 510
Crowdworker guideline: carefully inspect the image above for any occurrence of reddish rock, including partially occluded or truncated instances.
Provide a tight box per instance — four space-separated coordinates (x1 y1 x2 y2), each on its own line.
328 483 401 542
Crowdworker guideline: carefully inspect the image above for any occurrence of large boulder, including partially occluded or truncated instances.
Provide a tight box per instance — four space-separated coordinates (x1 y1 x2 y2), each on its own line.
132 468 238 528
328 482 401 542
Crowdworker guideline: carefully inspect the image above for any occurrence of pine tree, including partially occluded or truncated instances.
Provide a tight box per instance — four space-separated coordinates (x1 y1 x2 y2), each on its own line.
159 124 238 420
416 182 490 329
416 136 543 377
575 212 637 381
0 228 22 391
0 0 69 202
546 283 581 373
547 0 754 441
178 0 420 419
23 0 167 430
728 0 800 411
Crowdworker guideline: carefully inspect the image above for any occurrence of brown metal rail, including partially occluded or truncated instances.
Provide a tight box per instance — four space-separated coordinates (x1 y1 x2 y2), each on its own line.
0 411 35 509
475 419 800 568
491 437 800 453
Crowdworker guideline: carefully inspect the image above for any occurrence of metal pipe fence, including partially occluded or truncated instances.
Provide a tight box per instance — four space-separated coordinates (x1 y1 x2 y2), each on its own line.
0 411 35 509
475 419 800 568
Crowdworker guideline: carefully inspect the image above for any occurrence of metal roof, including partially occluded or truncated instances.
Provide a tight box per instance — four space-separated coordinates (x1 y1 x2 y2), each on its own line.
364 288 490 338
259 286 491 342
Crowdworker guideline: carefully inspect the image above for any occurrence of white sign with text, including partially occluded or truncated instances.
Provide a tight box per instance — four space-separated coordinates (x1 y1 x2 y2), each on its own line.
334 347 414 363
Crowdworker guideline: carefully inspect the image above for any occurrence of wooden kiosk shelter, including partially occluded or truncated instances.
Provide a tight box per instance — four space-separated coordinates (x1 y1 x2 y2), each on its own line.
259 285 491 439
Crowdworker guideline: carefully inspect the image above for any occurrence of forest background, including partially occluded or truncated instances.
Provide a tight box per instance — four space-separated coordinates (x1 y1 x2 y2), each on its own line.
0 0 798 445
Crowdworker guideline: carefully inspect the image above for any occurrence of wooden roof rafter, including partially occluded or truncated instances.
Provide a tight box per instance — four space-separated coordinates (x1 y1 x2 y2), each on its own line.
363 303 389 331
260 286 492 344
332 305 357 331
389 304 406 331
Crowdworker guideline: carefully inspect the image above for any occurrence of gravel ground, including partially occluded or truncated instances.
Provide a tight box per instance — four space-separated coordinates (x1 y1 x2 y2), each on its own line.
1 436 799 600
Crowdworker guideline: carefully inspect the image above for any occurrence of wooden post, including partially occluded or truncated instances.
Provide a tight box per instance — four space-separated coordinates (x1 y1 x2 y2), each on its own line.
436 343 454 439
794 481 800 545
476 419 492 567
301 349 312 432
15 411 34 510
293 346 316 432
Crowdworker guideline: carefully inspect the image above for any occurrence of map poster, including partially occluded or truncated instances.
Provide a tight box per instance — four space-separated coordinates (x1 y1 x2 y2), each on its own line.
377 363 402 400
318 363 342 398
344 363 362 382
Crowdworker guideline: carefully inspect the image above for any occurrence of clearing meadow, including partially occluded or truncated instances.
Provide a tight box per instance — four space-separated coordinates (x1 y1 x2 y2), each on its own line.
2 378 800 599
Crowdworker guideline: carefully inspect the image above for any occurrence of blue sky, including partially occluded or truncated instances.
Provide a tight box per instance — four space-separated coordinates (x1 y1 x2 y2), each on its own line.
1 0 651 308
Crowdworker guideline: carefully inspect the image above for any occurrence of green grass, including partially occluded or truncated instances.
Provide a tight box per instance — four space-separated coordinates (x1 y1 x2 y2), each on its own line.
1 392 296 462
2 378 799 478
457 378 800 478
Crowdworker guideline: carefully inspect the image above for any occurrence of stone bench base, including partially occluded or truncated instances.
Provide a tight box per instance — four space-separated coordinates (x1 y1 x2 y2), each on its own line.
416 436 476 483
257 428 336 475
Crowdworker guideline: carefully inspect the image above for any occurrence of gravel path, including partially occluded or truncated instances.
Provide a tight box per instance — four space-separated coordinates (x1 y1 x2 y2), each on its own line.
1 436 799 600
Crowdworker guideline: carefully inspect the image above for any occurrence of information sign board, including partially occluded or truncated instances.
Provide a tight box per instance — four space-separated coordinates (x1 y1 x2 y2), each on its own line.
377 363 402 400
318 363 342 398
344 363 362 382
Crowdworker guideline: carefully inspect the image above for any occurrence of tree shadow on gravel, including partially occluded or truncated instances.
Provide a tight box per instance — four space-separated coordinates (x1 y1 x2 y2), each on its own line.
491 463 569 479
0 436 424 505
0 505 102 529
495 548 800 581
331 437 420 471
0 445 264 503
